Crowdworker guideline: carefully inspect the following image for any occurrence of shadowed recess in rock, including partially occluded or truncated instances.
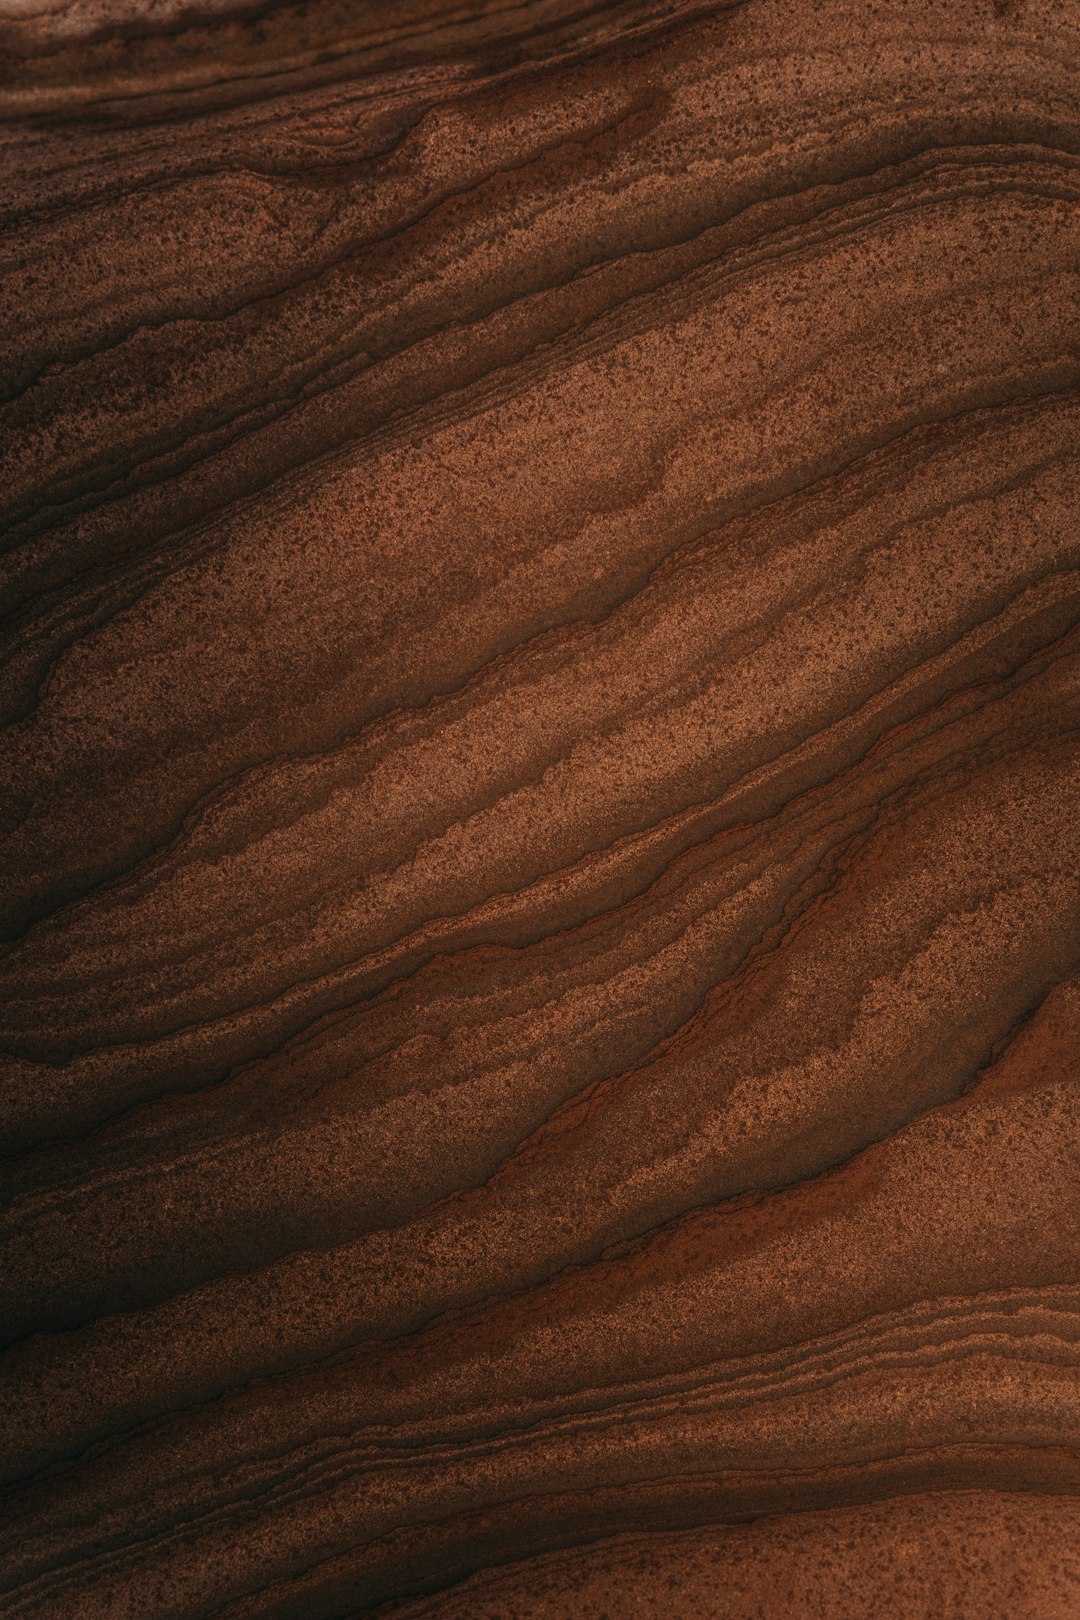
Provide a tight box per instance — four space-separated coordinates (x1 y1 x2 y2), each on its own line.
0 0 1078 1615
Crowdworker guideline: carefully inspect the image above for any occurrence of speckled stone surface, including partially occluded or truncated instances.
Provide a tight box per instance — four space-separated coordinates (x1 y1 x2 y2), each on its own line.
1 1 1079 1615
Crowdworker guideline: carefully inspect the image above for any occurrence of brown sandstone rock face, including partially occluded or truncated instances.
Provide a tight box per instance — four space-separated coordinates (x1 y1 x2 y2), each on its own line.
0 0 1078 1614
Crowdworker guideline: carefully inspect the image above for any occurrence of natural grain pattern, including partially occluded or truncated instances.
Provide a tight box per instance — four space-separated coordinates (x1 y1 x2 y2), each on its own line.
386 1494 1080 1619
1 0 1078 1615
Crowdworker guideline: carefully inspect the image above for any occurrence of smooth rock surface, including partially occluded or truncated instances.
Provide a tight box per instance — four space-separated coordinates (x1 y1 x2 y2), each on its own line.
1 1 1078 1614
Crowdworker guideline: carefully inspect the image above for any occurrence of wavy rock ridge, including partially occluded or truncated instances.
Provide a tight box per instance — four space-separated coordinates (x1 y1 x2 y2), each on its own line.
1 0 1078 1614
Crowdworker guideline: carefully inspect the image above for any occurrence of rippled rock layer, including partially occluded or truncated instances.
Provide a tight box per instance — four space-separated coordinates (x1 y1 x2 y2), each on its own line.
1 0 1079 1614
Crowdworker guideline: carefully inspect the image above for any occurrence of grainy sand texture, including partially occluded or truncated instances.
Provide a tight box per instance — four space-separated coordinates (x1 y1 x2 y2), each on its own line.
1 1 1079 1614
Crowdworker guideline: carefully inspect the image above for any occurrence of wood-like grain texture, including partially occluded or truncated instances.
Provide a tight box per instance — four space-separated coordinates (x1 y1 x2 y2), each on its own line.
1 0 1078 1614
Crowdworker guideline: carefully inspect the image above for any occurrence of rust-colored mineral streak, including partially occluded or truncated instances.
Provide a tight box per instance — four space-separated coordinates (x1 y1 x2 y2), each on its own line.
1 1 1079 1615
